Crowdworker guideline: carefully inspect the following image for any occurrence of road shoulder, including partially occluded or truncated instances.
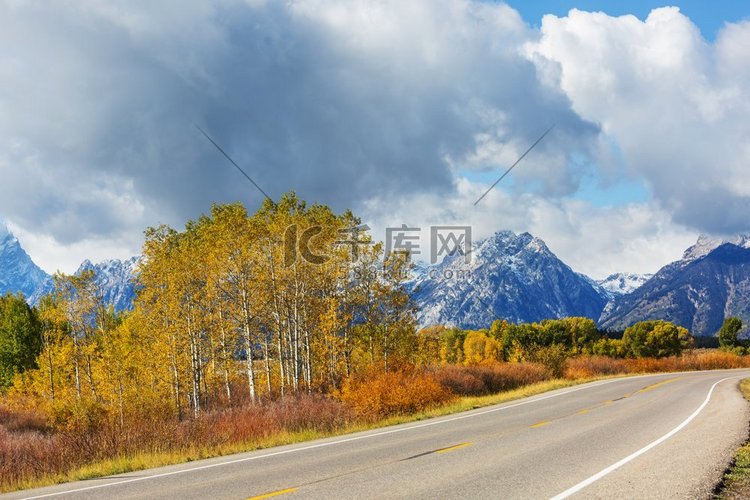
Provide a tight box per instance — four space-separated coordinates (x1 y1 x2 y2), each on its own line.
715 378 750 499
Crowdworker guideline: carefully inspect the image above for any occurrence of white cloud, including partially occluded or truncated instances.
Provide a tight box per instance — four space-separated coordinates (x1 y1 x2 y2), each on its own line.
0 1 747 278
6 222 141 275
362 178 696 279
0 0 595 257
527 7 750 234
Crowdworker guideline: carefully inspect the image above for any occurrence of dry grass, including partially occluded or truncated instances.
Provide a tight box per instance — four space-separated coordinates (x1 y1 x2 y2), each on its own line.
431 362 549 396
0 394 352 492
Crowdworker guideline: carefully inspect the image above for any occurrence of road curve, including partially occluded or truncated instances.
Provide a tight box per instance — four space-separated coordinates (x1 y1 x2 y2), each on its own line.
5 369 750 500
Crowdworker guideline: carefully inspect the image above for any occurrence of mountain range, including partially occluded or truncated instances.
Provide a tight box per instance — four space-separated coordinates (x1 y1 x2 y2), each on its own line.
2 222 750 336
599 236 750 336
0 222 137 311
410 231 607 329
410 230 750 336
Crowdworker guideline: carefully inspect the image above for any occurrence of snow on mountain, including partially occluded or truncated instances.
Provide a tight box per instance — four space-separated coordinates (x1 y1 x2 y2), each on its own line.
76 257 140 312
0 221 52 302
411 230 607 329
596 272 653 297
681 234 750 262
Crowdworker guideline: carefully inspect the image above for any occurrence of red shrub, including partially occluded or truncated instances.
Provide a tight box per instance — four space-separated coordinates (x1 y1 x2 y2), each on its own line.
264 394 352 433
0 405 48 433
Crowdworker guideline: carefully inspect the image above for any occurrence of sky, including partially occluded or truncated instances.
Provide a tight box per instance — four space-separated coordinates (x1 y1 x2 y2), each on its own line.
1 0 749 279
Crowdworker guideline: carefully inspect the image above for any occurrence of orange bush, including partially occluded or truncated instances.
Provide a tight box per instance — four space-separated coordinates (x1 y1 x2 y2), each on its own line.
676 351 750 370
625 351 750 373
337 369 454 420
564 351 750 379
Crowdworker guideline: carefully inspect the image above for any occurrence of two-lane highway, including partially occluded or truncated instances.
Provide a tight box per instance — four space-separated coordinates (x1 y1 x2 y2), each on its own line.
6 369 750 499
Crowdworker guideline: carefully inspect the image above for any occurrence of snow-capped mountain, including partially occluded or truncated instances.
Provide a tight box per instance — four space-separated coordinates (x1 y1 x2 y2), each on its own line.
0 223 137 311
76 257 139 312
681 234 750 262
0 222 51 302
596 272 653 298
600 235 750 336
411 230 608 329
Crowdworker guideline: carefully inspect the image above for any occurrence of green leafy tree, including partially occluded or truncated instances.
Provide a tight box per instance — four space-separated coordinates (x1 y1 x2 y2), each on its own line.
591 337 626 358
0 293 43 389
622 320 692 358
718 317 745 350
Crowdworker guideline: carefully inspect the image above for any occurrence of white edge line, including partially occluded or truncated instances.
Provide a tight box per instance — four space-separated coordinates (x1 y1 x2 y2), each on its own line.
20 378 628 499
549 375 738 500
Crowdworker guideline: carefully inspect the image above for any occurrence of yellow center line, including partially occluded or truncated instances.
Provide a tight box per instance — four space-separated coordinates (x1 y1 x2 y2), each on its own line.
528 379 683 431
248 487 298 500
637 377 681 393
530 420 551 428
435 442 472 454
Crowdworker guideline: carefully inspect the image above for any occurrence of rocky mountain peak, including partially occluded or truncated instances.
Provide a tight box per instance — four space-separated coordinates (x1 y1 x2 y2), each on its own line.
412 230 607 329
0 224 51 302
682 234 750 262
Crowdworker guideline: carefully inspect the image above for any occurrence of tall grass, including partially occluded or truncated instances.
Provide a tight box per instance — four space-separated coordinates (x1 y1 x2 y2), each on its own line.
0 394 352 491
430 362 549 396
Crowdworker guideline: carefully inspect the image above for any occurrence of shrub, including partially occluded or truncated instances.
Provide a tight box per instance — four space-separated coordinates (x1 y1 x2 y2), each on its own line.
0 426 59 488
564 351 750 377
0 404 47 433
263 394 353 433
431 365 486 396
564 356 630 379
336 369 453 420
678 351 749 370
527 344 570 378
431 362 549 396
0 394 354 491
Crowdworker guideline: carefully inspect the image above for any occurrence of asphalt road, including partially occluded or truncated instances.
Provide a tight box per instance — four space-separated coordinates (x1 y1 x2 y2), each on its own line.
6 369 750 500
